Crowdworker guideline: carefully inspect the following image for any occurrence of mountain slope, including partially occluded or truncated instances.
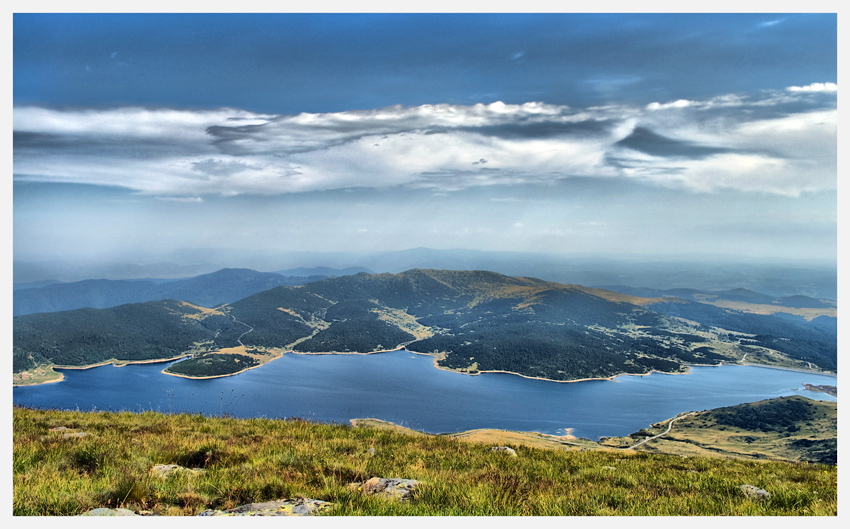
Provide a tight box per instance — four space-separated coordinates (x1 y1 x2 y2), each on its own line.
13 269 837 382
12 300 235 372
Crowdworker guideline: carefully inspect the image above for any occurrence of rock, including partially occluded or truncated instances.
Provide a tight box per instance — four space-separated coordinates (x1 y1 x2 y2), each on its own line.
197 498 334 516
489 446 517 457
62 432 89 439
739 484 771 500
602 466 616 471
79 508 138 516
367 447 376 456
351 477 420 500
150 464 205 478
49 426 71 432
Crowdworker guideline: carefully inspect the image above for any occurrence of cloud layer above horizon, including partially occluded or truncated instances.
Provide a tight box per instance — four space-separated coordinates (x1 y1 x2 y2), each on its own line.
14 83 836 200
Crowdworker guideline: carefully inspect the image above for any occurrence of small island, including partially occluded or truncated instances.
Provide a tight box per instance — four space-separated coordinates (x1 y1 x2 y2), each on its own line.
163 347 282 379
803 383 837 397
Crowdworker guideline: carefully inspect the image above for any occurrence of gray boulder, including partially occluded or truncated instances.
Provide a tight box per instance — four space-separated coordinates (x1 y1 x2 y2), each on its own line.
150 464 205 478
739 484 771 500
351 477 420 500
79 508 138 516
490 446 518 457
198 498 334 516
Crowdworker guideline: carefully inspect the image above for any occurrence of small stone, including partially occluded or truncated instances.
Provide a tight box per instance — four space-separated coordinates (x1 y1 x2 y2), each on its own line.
489 446 517 457
739 484 771 500
197 498 334 516
62 432 89 439
79 508 138 516
150 464 204 478
352 477 420 500
602 466 616 471
367 447 376 456
49 426 71 432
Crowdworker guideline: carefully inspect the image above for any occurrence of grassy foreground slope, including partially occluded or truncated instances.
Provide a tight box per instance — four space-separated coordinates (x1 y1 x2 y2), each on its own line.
13 407 836 516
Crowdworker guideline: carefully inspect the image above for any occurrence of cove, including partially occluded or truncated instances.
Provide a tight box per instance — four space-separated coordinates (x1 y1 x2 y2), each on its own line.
13 350 837 440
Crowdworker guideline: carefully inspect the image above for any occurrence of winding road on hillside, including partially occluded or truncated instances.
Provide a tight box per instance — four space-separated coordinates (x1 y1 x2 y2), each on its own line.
625 412 696 450
231 315 254 347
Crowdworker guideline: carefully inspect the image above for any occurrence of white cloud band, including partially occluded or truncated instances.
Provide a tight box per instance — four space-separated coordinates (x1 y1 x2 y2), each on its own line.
13 87 836 197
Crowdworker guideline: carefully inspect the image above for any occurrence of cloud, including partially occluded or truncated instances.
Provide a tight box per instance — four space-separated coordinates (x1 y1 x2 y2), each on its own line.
787 82 837 93
646 99 693 111
13 87 836 197
614 127 731 159
757 18 785 29
156 196 204 203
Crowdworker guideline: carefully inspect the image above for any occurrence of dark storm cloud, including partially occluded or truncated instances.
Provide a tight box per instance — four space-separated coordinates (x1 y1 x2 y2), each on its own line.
458 120 615 140
615 127 731 159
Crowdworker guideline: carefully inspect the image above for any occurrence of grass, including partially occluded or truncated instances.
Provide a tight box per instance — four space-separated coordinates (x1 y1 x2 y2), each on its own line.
13 406 837 516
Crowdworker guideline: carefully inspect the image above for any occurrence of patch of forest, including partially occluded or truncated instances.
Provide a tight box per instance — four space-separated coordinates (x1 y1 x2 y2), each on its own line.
13 300 227 371
164 353 260 378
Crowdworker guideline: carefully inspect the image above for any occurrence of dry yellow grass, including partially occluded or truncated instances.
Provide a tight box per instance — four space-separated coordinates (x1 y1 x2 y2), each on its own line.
371 306 435 340
692 299 836 320
13 365 64 386
350 419 599 452
172 301 227 320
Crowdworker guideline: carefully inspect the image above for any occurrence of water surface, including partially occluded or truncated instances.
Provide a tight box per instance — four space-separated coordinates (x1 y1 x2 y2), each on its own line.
13 350 837 440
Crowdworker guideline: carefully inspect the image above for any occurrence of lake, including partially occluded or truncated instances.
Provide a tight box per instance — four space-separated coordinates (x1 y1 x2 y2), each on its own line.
13 350 837 440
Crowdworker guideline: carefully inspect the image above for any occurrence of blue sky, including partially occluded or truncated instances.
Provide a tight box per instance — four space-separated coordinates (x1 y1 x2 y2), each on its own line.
12 12 838 266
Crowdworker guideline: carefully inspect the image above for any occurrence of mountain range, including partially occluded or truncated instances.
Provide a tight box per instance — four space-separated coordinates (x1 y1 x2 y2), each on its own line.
14 248 837 300
13 269 837 383
13 268 366 316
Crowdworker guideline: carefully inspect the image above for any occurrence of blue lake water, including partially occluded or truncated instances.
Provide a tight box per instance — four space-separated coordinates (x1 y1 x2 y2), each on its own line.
13 350 837 440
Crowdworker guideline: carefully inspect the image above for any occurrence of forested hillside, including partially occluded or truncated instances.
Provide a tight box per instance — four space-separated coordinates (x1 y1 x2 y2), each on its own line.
13 269 837 382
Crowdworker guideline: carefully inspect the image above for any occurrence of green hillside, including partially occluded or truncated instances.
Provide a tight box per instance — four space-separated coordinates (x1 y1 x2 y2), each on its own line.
600 396 837 465
13 269 837 383
12 406 837 516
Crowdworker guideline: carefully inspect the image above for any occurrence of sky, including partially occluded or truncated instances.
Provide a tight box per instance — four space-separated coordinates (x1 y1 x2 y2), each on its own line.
11 12 839 267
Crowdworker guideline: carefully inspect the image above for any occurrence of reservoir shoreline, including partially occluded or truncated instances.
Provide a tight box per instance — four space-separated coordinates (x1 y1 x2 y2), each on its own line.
16 345 836 387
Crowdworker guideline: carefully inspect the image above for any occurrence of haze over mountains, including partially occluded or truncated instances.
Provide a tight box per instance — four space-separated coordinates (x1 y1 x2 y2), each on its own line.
14 248 837 301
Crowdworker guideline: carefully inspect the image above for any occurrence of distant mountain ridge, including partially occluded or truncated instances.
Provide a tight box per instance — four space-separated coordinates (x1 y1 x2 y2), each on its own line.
275 266 374 277
598 285 836 310
15 248 837 300
14 269 837 383
13 268 327 316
